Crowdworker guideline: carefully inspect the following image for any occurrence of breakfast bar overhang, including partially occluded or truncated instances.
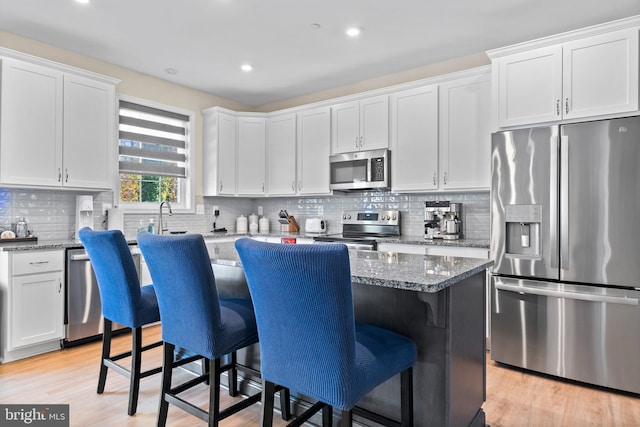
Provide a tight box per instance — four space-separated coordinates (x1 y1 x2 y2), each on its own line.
209 241 493 427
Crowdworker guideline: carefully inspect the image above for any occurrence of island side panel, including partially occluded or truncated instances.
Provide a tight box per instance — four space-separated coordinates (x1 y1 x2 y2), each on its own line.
449 271 487 427
351 270 486 427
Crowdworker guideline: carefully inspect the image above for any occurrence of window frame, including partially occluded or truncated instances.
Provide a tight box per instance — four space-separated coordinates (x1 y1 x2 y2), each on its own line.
116 94 195 214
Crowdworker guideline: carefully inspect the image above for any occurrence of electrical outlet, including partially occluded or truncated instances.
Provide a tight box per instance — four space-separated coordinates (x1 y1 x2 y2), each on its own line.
212 205 219 215
258 206 263 215
196 204 205 215
102 203 112 215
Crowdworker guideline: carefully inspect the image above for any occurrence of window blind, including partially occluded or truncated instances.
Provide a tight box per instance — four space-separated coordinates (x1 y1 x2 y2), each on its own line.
118 100 188 178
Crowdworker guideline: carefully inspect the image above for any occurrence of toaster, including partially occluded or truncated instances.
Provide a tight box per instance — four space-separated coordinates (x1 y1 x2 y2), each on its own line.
305 218 327 234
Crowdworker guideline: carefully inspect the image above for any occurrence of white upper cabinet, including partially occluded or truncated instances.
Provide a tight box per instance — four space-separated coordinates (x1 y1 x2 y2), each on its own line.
562 28 638 120
0 57 116 189
202 109 237 196
390 85 439 192
495 46 562 127
266 113 297 196
63 74 115 189
331 95 389 154
297 107 331 195
0 59 62 187
492 25 639 128
203 110 267 197
237 117 266 196
439 73 492 190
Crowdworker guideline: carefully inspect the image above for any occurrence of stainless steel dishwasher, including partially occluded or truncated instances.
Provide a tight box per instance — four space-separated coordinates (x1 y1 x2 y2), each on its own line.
64 246 141 346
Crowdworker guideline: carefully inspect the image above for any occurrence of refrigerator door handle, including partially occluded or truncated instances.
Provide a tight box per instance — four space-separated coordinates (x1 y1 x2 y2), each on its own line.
495 281 639 306
560 134 569 271
549 131 559 269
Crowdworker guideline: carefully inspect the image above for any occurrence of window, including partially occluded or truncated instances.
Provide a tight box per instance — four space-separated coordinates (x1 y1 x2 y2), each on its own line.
118 96 194 211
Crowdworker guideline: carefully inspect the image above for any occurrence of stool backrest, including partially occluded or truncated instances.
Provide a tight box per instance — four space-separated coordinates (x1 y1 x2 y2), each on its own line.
234 238 357 396
78 227 142 327
137 233 226 358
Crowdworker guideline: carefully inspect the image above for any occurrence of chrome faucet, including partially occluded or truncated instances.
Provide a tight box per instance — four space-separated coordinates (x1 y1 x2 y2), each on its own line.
159 201 173 234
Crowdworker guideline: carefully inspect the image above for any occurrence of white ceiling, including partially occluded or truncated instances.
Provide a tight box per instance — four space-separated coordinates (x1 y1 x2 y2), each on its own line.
0 1 638 108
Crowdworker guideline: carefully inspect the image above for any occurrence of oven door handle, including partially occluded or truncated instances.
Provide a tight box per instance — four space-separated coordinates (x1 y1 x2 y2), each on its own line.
495 281 639 305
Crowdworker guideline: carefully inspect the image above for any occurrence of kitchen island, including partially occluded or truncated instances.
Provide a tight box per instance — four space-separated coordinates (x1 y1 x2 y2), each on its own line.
208 240 493 427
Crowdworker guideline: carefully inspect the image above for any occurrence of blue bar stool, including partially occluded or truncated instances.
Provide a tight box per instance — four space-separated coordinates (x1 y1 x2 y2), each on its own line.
235 237 417 427
137 233 290 427
78 227 164 416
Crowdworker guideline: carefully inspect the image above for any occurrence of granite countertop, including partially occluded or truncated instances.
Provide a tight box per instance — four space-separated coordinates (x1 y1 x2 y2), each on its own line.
207 240 493 293
0 233 492 293
0 231 489 252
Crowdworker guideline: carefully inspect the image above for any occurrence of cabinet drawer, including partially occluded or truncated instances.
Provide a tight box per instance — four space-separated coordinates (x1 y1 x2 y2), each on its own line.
12 250 64 275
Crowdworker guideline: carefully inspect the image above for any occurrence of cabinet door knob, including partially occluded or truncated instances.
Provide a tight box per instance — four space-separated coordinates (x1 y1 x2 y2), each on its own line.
58 168 62 182
444 171 447 185
433 173 437 186
565 98 569 114
219 181 223 192
359 136 363 148
556 99 560 116
65 169 69 183
355 137 359 149
291 181 295 191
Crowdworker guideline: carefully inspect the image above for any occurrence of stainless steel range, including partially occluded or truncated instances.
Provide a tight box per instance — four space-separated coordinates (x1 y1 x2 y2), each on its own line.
313 209 400 250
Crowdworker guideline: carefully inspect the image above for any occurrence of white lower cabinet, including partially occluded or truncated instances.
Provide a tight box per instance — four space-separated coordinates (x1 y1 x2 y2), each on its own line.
0 250 64 363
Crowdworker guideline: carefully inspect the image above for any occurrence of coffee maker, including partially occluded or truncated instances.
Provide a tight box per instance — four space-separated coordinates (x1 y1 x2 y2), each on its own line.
424 201 462 240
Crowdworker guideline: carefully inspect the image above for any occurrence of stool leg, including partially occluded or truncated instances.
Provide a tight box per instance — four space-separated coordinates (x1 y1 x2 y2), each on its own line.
400 367 414 427
279 387 291 420
322 405 333 427
338 409 351 427
228 351 238 397
260 380 275 427
157 342 174 427
97 318 112 394
128 326 142 416
209 358 221 427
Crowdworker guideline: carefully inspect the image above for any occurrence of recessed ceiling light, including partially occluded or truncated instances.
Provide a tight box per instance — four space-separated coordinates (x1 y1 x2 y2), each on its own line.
75 0 90 4
310 23 322 30
346 27 361 37
165 68 178 75
241 64 253 72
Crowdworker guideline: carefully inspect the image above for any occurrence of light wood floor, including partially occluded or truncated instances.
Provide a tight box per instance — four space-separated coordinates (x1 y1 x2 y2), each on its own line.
1 325 639 427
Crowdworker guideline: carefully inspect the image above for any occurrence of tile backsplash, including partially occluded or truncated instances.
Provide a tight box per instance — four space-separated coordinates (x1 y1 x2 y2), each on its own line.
0 188 489 241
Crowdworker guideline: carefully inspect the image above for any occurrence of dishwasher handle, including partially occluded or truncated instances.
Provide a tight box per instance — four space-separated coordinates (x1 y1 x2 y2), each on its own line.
495 281 639 306
69 253 90 261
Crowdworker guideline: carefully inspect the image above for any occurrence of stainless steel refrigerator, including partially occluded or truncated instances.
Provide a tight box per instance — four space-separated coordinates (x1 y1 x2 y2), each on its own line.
490 115 640 394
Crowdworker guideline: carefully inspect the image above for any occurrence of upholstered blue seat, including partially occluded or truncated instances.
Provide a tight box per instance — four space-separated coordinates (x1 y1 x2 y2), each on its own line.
235 237 417 426
78 227 163 416
137 233 290 427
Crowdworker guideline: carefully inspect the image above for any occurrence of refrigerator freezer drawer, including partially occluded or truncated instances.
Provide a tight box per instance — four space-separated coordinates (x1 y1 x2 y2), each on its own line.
491 276 640 394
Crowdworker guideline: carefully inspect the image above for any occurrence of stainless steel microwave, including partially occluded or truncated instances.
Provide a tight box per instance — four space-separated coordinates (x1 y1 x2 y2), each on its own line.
329 149 390 191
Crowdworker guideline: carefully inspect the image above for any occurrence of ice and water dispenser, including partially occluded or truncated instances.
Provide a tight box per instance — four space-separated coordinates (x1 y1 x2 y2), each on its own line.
504 204 542 257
